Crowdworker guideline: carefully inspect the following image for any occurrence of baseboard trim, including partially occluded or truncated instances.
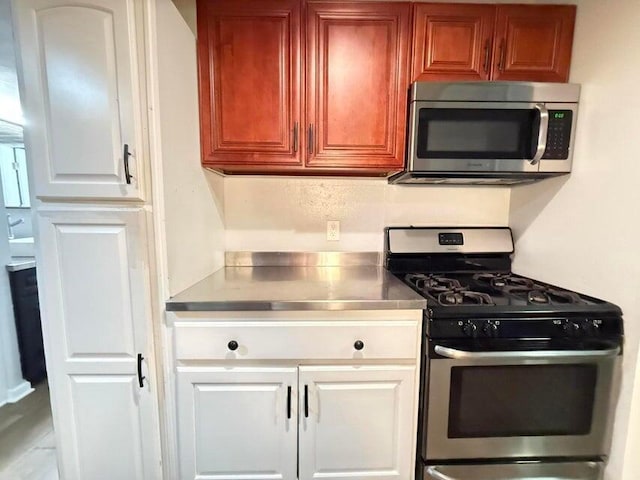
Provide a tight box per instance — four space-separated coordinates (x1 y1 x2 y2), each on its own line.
7 380 34 403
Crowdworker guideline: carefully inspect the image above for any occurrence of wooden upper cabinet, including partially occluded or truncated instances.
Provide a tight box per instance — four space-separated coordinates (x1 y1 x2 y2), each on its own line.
492 5 576 82
305 2 411 170
197 0 302 168
411 4 496 82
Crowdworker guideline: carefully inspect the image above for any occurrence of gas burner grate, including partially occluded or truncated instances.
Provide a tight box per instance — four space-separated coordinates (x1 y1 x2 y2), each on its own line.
405 274 464 293
405 273 495 306
503 285 584 305
473 273 534 290
437 290 495 306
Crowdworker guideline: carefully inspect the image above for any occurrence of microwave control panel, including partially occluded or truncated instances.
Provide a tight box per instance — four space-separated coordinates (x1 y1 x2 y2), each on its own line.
542 110 573 159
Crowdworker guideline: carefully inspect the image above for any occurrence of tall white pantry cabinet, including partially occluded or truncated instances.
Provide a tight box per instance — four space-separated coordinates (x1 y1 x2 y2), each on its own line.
12 0 162 479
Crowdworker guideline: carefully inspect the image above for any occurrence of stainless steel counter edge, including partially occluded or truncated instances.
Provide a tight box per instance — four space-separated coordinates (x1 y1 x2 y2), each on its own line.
6 259 36 272
167 298 426 312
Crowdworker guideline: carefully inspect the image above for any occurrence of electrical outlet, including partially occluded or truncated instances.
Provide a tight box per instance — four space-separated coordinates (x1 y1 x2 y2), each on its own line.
327 220 340 241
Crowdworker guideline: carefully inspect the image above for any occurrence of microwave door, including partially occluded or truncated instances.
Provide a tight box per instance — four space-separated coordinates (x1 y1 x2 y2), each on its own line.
409 102 545 174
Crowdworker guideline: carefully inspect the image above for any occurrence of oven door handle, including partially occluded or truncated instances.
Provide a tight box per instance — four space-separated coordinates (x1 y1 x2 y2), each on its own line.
426 466 457 480
530 103 549 166
434 345 620 360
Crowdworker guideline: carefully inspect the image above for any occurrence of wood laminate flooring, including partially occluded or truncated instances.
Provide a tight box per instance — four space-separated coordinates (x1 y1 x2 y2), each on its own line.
0 382 59 480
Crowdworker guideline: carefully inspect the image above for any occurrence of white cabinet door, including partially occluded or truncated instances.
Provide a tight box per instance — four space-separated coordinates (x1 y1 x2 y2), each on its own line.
299 365 416 480
13 0 144 200
176 366 298 480
37 207 161 480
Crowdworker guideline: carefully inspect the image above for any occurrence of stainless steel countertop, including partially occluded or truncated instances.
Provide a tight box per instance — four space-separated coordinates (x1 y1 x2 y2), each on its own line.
166 265 426 311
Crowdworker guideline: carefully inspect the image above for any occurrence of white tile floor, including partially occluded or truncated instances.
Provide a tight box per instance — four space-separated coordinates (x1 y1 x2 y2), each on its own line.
0 382 59 480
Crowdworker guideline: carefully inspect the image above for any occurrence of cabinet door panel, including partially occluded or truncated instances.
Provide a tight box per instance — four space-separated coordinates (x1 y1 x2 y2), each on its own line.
493 5 576 82
37 208 160 479
299 365 416 480
198 0 302 167
13 0 144 200
177 366 298 480
412 4 495 82
306 2 410 170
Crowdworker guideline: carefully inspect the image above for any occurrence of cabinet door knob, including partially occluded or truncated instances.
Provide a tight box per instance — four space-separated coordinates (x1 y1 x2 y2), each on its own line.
227 340 239 351
354 340 365 351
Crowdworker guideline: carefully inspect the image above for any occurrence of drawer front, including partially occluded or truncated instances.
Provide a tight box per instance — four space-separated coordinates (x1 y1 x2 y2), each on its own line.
174 321 419 361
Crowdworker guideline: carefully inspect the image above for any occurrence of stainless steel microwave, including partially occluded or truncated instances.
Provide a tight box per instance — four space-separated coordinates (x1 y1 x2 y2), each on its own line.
389 82 581 185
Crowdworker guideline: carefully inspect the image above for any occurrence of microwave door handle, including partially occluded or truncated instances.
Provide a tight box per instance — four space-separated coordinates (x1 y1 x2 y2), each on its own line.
426 467 458 480
530 103 549 165
434 345 620 360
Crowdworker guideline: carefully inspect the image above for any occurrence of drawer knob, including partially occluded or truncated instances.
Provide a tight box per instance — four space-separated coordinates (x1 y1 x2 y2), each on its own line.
354 340 365 351
227 340 239 351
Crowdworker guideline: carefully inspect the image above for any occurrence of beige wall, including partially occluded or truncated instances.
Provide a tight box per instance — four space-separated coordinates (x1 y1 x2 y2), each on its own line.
224 177 510 251
509 1 640 478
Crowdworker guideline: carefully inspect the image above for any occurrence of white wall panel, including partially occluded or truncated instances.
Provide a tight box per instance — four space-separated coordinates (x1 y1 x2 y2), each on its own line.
509 1 640 478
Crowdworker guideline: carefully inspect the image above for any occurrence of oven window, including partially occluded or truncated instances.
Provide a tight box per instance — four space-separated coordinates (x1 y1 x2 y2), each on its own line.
448 364 597 438
417 108 539 159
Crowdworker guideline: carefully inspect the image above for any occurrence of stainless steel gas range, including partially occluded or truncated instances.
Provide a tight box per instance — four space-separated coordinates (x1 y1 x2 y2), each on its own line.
385 227 623 480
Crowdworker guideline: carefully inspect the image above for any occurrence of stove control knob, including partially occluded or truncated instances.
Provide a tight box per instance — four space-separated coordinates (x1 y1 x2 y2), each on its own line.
582 319 602 335
483 321 499 338
461 321 478 338
562 321 581 337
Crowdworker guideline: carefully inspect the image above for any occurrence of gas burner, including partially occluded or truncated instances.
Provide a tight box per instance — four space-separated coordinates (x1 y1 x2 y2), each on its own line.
405 274 464 293
504 285 584 305
473 273 534 290
437 290 495 306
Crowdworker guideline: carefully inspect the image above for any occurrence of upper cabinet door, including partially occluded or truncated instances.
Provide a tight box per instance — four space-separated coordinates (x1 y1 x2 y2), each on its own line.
306 2 411 171
197 0 302 168
411 4 496 82
492 5 576 82
13 0 145 200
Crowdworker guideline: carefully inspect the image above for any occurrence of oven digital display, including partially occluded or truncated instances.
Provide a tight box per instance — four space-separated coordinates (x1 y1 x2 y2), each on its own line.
439 233 464 246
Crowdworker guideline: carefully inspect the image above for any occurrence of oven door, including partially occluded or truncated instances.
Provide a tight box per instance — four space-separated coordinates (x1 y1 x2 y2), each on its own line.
409 101 549 174
424 340 620 460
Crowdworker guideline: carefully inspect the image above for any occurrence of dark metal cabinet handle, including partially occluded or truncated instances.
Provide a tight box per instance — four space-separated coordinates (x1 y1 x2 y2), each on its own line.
308 124 314 154
304 385 309 418
293 122 299 153
137 353 145 388
123 144 133 184
498 39 506 72
227 340 239 351
354 340 365 351
287 386 292 419
483 39 491 73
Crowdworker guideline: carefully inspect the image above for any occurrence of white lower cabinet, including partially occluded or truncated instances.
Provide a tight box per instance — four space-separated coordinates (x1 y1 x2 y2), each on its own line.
172 312 421 480
176 364 416 480
176 366 298 480
37 208 161 479
299 366 416 480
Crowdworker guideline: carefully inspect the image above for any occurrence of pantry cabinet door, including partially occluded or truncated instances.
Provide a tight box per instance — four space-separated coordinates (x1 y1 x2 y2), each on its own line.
298 365 416 480
197 0 303 169
492 5 576 82
176 366 298 480
411 3 496 82
12 0 144 200
306 2 411 171
37 208 160 480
